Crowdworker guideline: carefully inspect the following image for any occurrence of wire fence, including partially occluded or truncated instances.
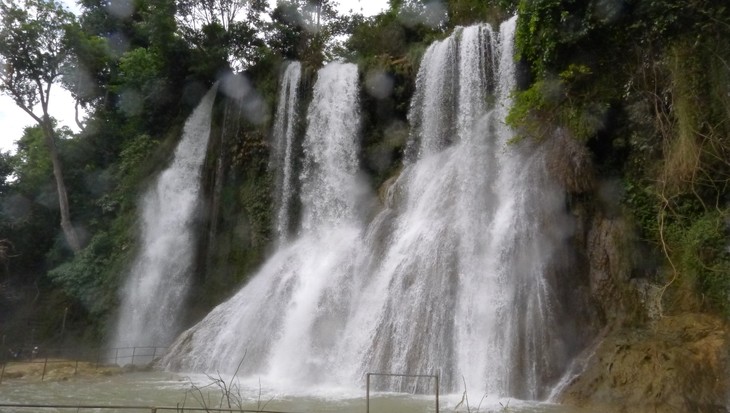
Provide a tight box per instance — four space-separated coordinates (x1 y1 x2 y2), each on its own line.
0 345 168 384
0 354 441 413
0 404 309 412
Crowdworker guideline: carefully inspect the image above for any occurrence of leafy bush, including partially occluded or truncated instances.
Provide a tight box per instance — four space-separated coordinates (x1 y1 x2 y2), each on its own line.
673 211 730 317
511 0 730 319
507 64 610 141
48 226 132 319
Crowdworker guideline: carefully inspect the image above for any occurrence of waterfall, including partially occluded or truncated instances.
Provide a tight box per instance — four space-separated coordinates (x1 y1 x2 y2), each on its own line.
161 62 365 386
163 18 574 400
355 23 506 394
270 62 302 242
405 33 457 160
113 84 218 351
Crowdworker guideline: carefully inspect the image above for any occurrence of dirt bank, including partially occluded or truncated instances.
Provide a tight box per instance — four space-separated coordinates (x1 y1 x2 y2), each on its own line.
1 359 129 382
557 313 730 413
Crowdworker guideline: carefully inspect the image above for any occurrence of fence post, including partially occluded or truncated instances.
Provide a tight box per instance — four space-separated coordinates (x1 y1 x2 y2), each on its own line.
115 348 119 365
60 307 68 339
131 347 136 365
74 359 79 375
0 362 6 384
41 357 48 381
366 373 371 413
435 374 439 413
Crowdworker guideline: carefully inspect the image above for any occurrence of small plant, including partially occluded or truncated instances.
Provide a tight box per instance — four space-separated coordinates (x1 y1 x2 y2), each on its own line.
178 352 274 412
453 376 488 413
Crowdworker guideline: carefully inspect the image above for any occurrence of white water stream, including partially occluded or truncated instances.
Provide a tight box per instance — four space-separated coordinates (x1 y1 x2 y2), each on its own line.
163 63 365 389
112 85 218 351
271 62 303 243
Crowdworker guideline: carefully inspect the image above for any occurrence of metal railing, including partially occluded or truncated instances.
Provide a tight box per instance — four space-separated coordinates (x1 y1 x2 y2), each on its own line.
108 346 168 366
0 404 307 412
365 372 440 413
0 345 168 384
1 352 441 413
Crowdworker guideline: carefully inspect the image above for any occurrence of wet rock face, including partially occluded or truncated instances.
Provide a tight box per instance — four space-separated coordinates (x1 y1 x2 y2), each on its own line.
557 313 730 413
544 130 729 411
544 130 595 194
584 215 657 324
542 128 633 324
587 217 630 313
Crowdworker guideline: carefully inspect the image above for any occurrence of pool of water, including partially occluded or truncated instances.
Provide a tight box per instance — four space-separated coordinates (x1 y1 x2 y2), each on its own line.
0 372 588 412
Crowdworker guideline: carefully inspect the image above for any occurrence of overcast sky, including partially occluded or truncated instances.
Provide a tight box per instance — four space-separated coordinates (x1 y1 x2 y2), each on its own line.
0 0 388 153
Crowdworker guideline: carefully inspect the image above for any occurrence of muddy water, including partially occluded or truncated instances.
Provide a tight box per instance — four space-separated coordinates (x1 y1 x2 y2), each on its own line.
0 372 592 412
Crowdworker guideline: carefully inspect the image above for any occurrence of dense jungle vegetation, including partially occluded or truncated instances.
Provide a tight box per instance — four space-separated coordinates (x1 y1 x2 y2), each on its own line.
0 0 727 347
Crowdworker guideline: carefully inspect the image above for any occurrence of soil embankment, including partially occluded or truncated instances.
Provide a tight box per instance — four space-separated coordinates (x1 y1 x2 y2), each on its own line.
558 313 730 413
1 359 126 382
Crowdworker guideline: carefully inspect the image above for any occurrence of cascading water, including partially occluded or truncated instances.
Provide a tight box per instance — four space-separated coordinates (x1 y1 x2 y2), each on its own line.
405 32 457 160
113 85 218 351
347 20 571 398
358 23 506 394
162 62 365 386
270 62 302 242
163 18 576 400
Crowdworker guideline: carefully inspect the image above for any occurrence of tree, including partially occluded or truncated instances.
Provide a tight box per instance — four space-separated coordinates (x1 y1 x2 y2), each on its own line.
176 0 267 71
0 151 14 194
0 0 82 252
177 0 267 32
268 0 347 65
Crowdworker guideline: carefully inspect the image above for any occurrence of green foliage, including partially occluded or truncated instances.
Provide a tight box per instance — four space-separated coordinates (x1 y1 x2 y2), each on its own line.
447 0 517 27
114 47 166 118
0 151 14 194
0 123 76 275
343 8 435 189
239 172 273 254
345 6 441 65
515 0 587 76
267 0 351 67
507 64 610 141
233 128 273 256
176 0 267 72
62 25 114 107
96 133 158 214
0 188 57 276
117 133 159 179
195 117 274 311
12 125 54 191
510 0 728 144
510 0 730 319
0 0 76 113
117 47 163 89
622 178 659 242
668 210 730 317
47 223 133 318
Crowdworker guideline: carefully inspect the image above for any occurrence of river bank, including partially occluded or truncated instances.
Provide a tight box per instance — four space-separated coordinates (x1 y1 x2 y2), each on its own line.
1 359 134 382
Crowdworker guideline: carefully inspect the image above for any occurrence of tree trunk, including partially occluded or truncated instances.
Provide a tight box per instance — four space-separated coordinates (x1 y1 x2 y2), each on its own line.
40 117 82 253
316 1 321 32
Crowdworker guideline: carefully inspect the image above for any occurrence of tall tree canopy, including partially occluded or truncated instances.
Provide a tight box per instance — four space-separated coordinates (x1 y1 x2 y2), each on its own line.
175 0 267 71
0 0 82 252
